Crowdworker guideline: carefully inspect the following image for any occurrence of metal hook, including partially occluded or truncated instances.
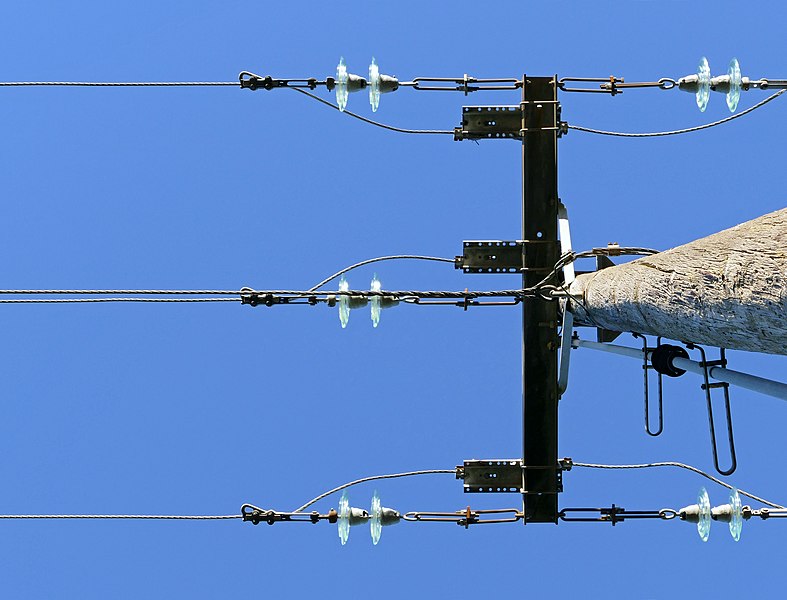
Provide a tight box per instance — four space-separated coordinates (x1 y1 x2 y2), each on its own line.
686 344 737 476
632 333 664 436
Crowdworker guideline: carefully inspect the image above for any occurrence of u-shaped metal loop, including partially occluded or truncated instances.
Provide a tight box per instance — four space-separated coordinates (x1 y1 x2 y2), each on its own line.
633 334 664 437
688 344 737 476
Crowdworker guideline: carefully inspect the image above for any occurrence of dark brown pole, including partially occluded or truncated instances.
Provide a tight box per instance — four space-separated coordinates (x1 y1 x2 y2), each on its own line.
521 75 560 523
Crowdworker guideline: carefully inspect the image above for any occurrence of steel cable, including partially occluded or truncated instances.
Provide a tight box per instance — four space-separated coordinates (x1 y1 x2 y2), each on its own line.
292 469 457 513
0 289 244 295
0 81 238 87
0 246 655 304
0 513 241 519
290 88 454 135
308 255 456 292
573 461 784 509
0 289 533 301
568 89 785 137
0 298 239 304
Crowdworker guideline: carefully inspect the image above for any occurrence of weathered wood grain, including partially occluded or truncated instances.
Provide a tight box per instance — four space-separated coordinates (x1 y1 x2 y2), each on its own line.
568 208 787 355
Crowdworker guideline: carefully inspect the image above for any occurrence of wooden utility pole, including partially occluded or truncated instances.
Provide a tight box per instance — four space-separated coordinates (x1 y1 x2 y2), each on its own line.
568 208 787 355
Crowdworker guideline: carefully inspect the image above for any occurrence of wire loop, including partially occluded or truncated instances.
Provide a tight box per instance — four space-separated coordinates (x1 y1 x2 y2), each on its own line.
569 89 785 137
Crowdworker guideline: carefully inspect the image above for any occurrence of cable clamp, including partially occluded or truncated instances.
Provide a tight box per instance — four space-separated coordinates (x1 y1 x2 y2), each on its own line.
239 71 334 91
241 504 338 525
240 290 289 307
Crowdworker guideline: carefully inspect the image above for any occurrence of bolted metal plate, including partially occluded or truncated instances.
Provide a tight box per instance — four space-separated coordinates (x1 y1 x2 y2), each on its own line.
457 240 557 273
462 459 524 493
459 240 523 273
458 106 522 140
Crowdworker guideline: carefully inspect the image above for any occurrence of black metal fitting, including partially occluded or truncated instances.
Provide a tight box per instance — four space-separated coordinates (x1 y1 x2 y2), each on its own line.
241 293 288 307
241 504 270 525
239 71 333 92
240 294 257 306
241 504 337 526
558 457 573 471
650 343 689 377
239 72 269 91
605 504 624 525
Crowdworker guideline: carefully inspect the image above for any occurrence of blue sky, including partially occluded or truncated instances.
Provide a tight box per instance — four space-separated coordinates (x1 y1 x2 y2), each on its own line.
0 1 785 597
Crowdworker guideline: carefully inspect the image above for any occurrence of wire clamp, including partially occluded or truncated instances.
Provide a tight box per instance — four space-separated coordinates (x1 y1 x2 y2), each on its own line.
241 504 338 525
239 71 334 91
240 290 290 307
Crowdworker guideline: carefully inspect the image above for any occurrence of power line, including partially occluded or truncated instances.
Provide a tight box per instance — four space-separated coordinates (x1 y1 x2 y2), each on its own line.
290 88 454 135
0 289 242 295
308 255 456 291
0 245 651 304
0 81 238 87
4 61 784 537
0 255 459 301
568 89 785 137
0 513 241 520
0 297 239 304
292 469 457 513
0 289 531 302
572 461 784 509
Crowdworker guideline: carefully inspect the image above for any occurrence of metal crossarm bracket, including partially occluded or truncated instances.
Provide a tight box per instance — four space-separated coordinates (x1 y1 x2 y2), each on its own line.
460 460 525 493
456 240 557 273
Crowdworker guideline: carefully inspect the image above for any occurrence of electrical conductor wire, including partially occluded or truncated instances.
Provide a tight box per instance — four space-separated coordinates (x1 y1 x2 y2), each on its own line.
0 513 241 520
0 289 533 301
0 81 238 87
0 247 656 304
308 255 456 292
573 461 784 509
290 88 454 135
292 469 457 513
568 89 785 137
0 298 239 304
0 245 659 305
